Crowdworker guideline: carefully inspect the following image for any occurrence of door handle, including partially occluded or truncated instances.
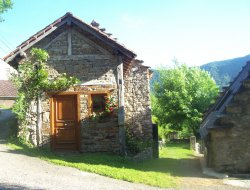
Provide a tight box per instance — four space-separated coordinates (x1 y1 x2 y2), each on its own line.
64 123 68 126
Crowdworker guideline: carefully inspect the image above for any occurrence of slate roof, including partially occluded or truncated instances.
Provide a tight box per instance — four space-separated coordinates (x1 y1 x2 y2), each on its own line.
0 80 17 98
3 12 137 72
199 61 250 138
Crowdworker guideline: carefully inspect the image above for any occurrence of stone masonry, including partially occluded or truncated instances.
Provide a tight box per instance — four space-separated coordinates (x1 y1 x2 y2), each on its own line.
10 15 153 153
36 26 120 152
206 79 250 173
124 61 152 140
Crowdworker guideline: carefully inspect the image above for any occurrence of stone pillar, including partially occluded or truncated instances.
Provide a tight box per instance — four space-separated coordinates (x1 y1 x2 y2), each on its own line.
117 55 125 155
190 136 196 150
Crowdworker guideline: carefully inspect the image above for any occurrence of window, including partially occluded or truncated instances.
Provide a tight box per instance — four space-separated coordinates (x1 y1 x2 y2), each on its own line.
91 94 107 113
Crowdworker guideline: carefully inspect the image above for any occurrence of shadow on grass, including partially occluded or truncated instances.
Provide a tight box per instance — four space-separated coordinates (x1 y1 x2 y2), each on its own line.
5 140 206 178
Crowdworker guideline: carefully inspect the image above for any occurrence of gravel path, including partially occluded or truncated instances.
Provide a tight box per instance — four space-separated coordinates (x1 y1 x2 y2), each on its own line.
0 109 167 190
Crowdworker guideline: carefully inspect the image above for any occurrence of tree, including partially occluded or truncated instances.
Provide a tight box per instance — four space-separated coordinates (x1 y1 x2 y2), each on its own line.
0 0 13 21
152 63 219 137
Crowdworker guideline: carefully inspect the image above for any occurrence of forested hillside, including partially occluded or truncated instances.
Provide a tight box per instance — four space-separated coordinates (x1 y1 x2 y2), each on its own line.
150 55 250 89
200 54 250 87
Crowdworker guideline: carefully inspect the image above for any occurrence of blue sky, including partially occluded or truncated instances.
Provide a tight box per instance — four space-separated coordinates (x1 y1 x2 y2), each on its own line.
1 0 250 67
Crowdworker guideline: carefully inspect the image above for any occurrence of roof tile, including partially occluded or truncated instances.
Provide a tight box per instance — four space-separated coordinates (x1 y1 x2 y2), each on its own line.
0 80 17 97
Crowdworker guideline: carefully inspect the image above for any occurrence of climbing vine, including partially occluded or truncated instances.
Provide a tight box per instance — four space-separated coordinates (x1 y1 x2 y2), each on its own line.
11 48 79 140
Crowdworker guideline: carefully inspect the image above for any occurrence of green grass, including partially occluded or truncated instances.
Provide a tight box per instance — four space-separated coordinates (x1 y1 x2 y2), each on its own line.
7 141 194 188
0 104 12 109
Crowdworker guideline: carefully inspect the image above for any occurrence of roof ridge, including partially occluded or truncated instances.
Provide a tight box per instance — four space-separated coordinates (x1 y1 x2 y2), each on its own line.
3 12 136 62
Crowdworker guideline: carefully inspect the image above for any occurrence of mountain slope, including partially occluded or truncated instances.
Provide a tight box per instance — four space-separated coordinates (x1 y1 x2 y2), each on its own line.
200 54 250 87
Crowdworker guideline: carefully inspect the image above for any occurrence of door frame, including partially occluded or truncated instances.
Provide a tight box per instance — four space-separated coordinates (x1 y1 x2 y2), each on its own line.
50 92 81 151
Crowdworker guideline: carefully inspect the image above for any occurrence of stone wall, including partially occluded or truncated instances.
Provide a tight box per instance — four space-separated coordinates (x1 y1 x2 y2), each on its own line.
124 62 152 141
22 26 120 152
207 81 250 173
0 98 15 108
15 24 152 153
81 121 120 152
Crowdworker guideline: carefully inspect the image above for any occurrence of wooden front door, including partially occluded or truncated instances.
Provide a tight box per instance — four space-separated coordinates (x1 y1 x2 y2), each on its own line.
52 95 79 150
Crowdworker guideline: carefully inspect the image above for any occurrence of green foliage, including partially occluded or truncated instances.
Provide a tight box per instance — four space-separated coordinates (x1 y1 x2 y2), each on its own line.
158 124 173 140
89 95 118 122
152 63 219 136
11 48 79 139
105 95 117 113
0 0 12 21
125 129 151 155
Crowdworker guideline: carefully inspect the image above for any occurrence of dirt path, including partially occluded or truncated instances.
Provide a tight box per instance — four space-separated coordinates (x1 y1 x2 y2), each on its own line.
178 155 248 190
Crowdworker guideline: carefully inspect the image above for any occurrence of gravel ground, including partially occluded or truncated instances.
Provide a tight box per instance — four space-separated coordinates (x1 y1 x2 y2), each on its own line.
0 109 168 190
177 155 248 190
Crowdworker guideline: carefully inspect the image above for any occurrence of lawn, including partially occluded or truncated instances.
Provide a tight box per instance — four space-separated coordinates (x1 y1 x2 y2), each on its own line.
8 141 194 188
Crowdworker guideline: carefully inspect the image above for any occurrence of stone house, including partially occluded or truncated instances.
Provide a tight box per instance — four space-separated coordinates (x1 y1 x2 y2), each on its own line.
4 12 152 153
200 61 250 173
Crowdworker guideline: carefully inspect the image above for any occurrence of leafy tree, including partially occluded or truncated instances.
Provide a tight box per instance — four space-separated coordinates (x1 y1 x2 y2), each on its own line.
0 0 13 21
152 63 219 137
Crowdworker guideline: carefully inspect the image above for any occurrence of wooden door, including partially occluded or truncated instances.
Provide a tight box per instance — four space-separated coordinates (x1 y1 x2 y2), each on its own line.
52 95 78 150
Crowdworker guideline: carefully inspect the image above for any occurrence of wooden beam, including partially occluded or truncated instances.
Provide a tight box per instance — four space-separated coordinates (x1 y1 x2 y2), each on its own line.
71 29 113 56
49 54 110 61
43 31 67 50
76 94 81 151
117 55 126 155
5 20 67 63
68 28 72 56
50 97 55 149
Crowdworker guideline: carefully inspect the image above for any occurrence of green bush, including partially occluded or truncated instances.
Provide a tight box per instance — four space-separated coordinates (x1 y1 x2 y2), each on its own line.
125 129 151 155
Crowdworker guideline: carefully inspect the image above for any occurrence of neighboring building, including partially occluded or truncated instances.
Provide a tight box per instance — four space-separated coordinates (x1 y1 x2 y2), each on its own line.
200 61 250 173
0 80 17 107
0 59 17 107
4 13 152 153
